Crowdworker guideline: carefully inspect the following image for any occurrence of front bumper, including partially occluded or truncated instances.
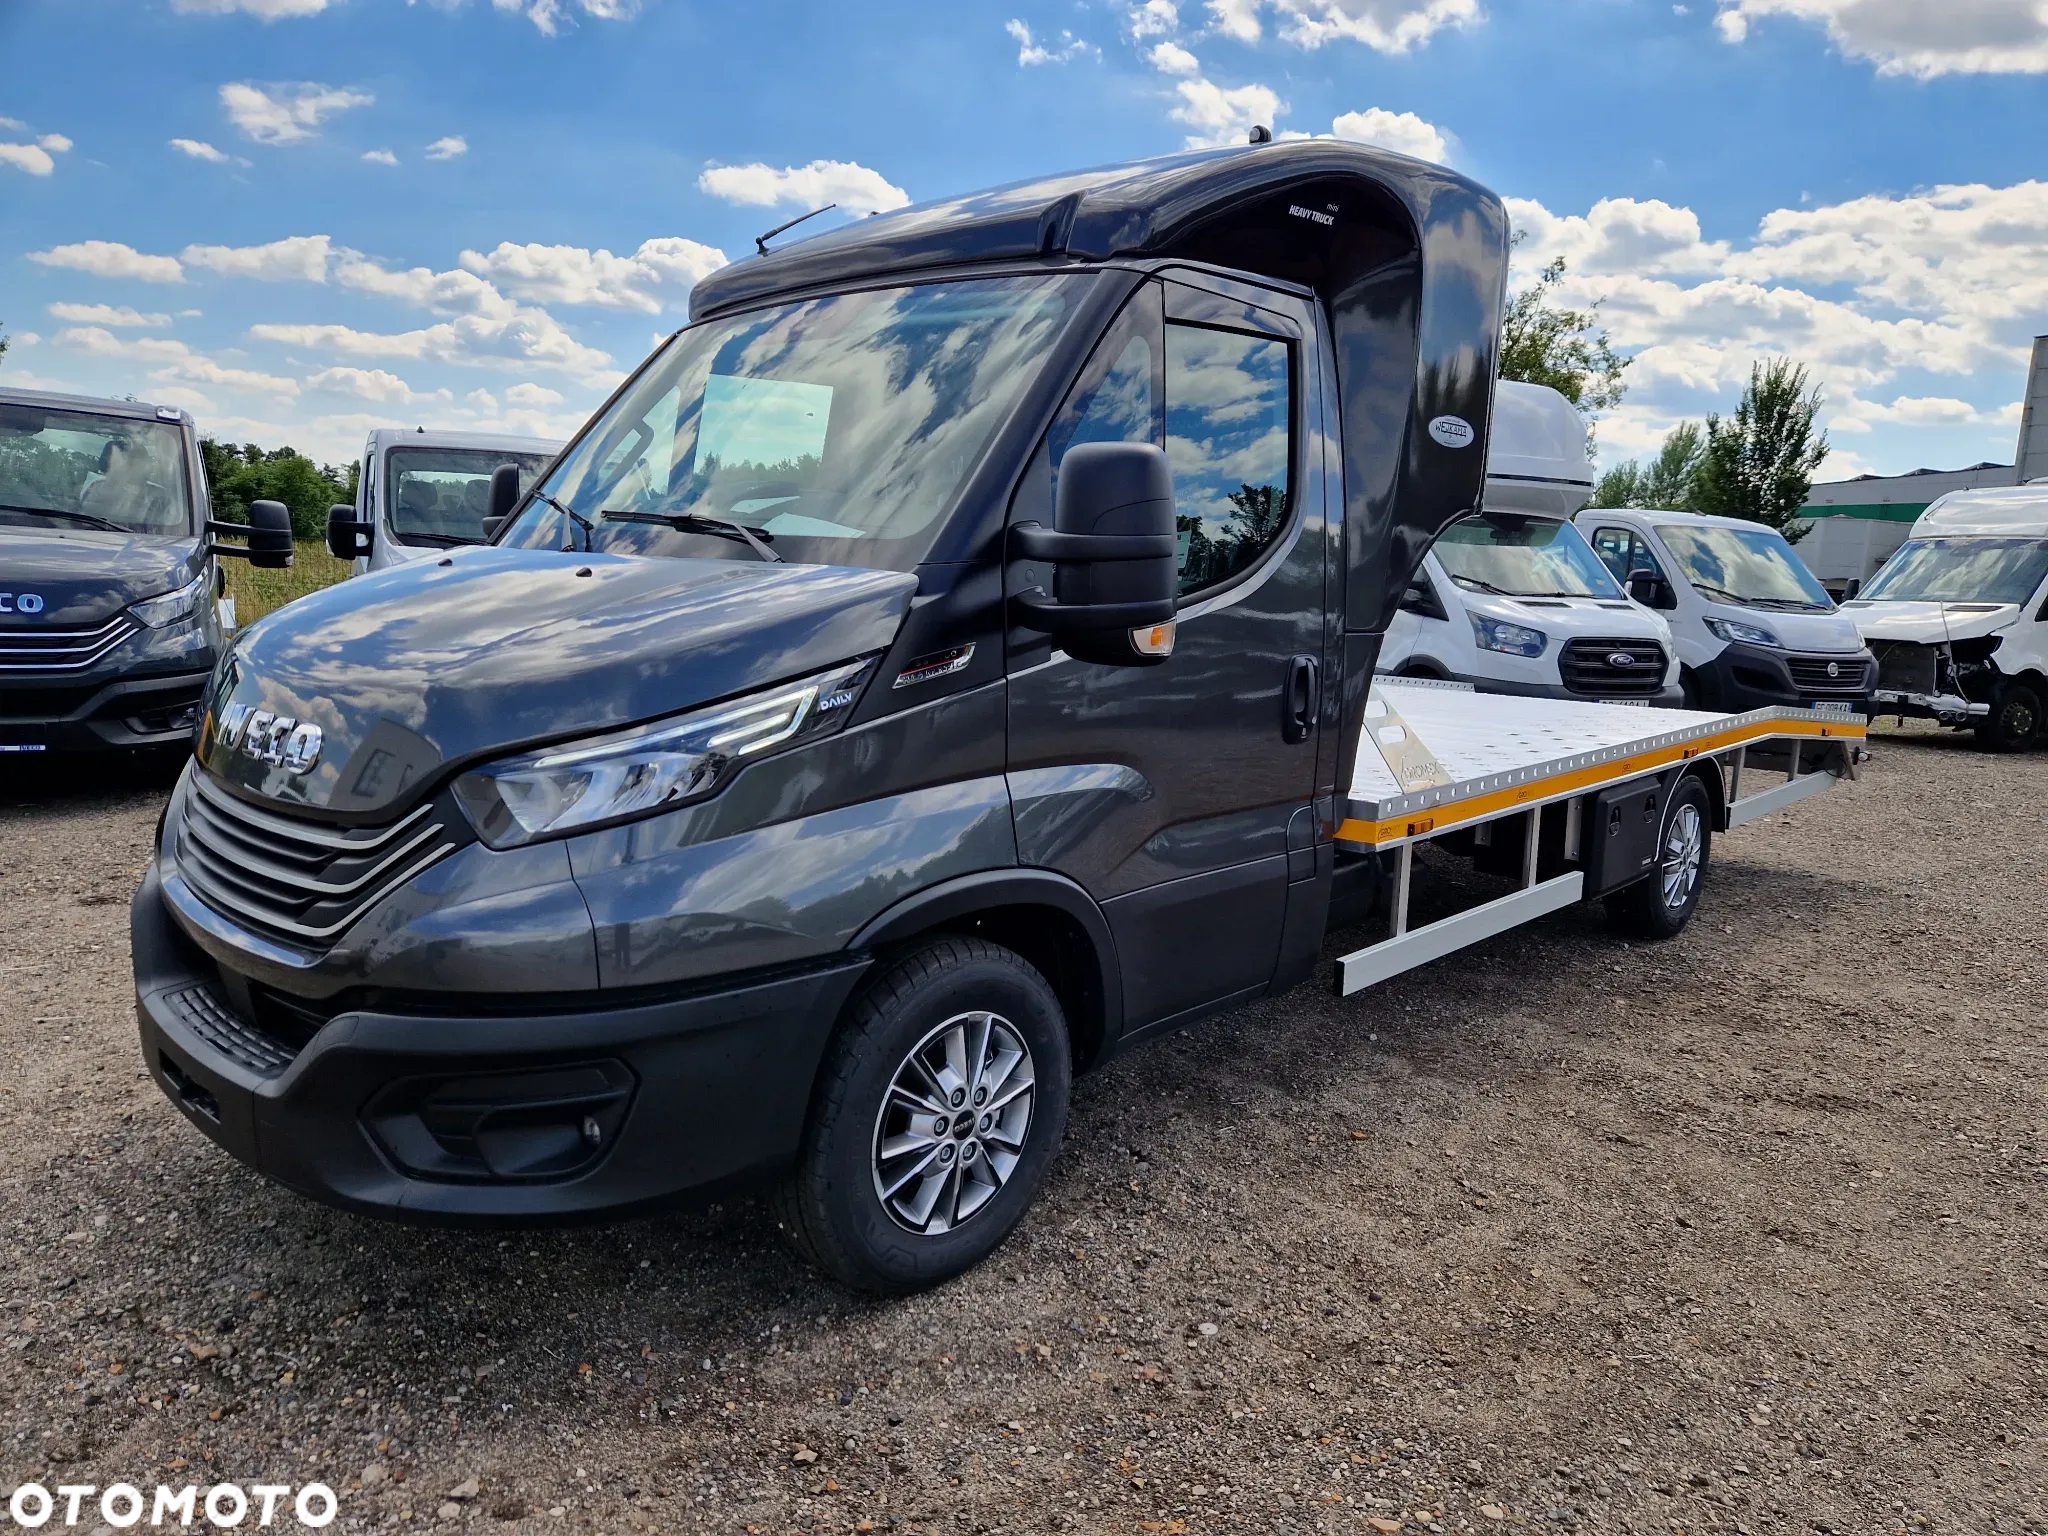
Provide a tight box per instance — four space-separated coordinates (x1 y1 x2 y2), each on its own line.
133 865 870 1223
1697 642 1875 715
1448 668 1684 707
0 668 214 754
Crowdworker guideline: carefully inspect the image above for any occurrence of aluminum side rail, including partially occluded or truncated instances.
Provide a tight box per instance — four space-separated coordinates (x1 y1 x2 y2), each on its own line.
1332 679 1866 996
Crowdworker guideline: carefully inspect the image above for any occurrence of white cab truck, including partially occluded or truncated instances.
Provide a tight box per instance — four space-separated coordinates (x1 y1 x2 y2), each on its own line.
328 428 562 574
1575 508 1875 715
1378 380 1682 704
1843 483 2048 750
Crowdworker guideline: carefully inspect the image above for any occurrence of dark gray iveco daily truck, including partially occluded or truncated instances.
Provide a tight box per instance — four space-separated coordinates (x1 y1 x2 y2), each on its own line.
133 141 1848 1291
0 387 289 755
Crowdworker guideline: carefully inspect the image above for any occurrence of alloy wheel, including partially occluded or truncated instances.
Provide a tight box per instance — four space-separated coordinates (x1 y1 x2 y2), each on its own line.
1660 801 1704 909
871 1010 1036 1235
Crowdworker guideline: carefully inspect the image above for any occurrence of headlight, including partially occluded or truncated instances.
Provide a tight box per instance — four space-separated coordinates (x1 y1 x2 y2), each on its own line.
1469 614 1547 657
129 569 210 629
453 657 877 849
1704 616 1781 648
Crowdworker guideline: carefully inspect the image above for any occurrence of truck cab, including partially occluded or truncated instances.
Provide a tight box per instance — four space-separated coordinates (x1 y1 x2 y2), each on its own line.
0 386 230 754
1379 380 1680 703
1842 483 2048 750
1576 507 1874 715
337 428 561 574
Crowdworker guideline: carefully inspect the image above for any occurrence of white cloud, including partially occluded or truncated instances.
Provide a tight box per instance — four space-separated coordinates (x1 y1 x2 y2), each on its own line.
1714 0 2048 76
172 0 338 15
424 135 468 160
56 326 300 399
1149 39 1202 72
47 303 173 328
182 234 335 283
486 0 640 37
1507 196 1731 278
698 159 911 217
458 238 727 313
1209 0 1479 49
1169 77 1285 148
1006 19 1094 64
251 297 613 380
1128 0 1181 35
170 138 236 163
39 134 72 153
1331 106 1448 162
306 366 451 405
220 81 374 145
1207 0 1264 40
363 149 400 166
504 382 565 409
0 117 23 131
0 143 57 176
28 241 186 284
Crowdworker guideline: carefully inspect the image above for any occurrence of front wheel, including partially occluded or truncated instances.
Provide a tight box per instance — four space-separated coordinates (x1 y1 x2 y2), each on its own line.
1974 681 2042 753
774 937 1072 1293
1604 775 1712 940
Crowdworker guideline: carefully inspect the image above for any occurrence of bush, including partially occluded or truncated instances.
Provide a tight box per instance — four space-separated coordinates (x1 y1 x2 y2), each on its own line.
201 440 357 542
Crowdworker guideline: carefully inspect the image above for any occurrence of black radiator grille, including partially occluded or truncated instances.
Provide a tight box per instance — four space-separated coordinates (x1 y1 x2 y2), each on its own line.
1559 637 1669 697
1786 655 1872 695
174 770 470 947
1872 640 1939 695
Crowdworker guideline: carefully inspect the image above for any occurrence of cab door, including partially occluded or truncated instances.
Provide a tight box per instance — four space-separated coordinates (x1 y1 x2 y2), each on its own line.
1005 277 1331 1037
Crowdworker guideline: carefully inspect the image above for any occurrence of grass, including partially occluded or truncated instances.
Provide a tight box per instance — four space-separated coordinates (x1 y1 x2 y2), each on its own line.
223 541 353 627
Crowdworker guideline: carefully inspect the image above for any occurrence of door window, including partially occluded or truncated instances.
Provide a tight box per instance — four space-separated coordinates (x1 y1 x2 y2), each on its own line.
1164 323 1292 595
1592 526 1662 584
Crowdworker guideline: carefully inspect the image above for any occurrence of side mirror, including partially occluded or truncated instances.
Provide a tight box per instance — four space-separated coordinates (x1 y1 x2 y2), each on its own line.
1010 442 1179 666
207 499 294 570
486 464 522 531
1844 577 1862 599
1625 567 1671 609
327 503 371 561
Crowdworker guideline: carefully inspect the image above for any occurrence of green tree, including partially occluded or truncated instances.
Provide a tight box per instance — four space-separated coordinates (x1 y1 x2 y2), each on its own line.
1498 258 1630 414
1589 421 1707 510
1692 360 1830 541
201 440 354 541
0 319 10 371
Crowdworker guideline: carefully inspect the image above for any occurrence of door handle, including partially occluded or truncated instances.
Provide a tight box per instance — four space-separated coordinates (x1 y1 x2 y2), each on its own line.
1283 654 1319 744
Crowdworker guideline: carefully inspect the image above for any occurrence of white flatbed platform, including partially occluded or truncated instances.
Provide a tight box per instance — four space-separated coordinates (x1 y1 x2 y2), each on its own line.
1338 677 1866 852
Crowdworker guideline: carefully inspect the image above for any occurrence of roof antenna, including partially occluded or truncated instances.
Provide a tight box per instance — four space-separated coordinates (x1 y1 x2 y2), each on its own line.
755 203 838 256
1247 124 1273 145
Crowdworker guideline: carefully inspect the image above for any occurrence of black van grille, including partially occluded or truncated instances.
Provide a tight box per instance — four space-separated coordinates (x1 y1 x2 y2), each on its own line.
1786 654 1871 695
0 613 135 673
163 982 298 1079
1559 637 1668 697
174 770 470 947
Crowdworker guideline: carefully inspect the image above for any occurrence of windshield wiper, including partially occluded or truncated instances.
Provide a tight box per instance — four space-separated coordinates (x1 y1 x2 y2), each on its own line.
400 531 483 549
1449 575 1514 597
0 503 131 534
605 509 783 564
534 492 595 552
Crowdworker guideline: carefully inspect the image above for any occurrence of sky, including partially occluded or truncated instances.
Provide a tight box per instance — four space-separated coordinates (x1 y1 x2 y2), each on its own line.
2 0 2045 482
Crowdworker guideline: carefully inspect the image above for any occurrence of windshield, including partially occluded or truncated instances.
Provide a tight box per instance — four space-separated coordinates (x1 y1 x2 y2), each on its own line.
1434 515 1624 599
0 404 193 535
1861 537 2048 606
388 447 554 546
1655 522 1833 610
502 275 1083 570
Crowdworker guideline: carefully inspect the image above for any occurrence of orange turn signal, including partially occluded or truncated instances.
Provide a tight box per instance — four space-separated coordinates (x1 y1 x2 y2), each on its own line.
1130 621 1177 658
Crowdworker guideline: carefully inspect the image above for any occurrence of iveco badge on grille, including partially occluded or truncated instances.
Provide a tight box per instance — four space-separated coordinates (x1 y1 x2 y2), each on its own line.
215 701 322 774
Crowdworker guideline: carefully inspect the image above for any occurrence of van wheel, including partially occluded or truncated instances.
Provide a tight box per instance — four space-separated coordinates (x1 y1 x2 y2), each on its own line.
1974 682 2042 752
774 937 1072 1293
1604 776 1712 940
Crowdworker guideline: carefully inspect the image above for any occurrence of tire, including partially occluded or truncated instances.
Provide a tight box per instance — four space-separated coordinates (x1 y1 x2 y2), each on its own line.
773 936 1072 1293
1604 774 1712 940
1973 681 2042 753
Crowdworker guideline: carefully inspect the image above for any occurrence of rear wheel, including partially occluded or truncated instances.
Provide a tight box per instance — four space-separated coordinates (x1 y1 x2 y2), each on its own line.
1974 681 2042 753
1604 775 1712 940
774 937 1072 1293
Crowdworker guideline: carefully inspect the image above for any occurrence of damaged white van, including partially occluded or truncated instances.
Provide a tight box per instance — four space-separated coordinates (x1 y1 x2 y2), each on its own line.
1378 381 1681 703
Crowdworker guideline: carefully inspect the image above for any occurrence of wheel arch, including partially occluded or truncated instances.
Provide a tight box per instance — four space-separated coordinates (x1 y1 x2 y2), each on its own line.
847 869 1123 1073
1686 756 1729 832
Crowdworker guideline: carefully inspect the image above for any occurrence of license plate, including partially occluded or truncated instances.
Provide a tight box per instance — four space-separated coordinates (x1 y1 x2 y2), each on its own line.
0 743 48 754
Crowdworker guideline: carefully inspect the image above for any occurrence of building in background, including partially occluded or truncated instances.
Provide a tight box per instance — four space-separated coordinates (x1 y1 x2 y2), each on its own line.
1796 334 2048 592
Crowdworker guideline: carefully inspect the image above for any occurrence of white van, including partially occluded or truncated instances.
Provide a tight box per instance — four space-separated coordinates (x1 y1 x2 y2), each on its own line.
1841 483 2048 750
1379 381 1681 703
1574 508 1874 715
342 428 562 574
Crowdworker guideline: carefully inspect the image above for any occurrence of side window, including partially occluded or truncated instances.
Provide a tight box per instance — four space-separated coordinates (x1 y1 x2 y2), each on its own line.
1164 321 1292 595
1048 285 1163 476
1590 526 1633 582
361 454 374 515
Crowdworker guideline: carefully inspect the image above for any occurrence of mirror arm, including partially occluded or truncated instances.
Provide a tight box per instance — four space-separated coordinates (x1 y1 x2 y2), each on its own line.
206 518 265 560
1011 589 1178 632
1010 523 1178 563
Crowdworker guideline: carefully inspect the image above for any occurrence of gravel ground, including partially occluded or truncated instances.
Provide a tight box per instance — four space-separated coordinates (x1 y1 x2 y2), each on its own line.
1 726 2043 1536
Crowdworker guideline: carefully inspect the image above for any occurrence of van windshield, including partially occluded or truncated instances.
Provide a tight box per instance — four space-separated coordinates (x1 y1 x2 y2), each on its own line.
1434 515 1623 599
502 275 1084 570
388 447 554 547
1655 522 1833 611
0 404 193 535
1860 537 2048 606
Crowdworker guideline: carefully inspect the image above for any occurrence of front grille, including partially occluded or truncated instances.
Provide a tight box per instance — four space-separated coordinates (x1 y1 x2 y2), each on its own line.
0 613 135 674
1786 655 1871 695
1559 637 1668 696
163 982 298 1078
1872 640 1938 695
175 770 471 947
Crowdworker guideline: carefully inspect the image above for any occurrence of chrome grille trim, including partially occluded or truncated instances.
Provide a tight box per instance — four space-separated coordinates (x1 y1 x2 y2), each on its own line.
174 771 468 946
0 613 136 672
